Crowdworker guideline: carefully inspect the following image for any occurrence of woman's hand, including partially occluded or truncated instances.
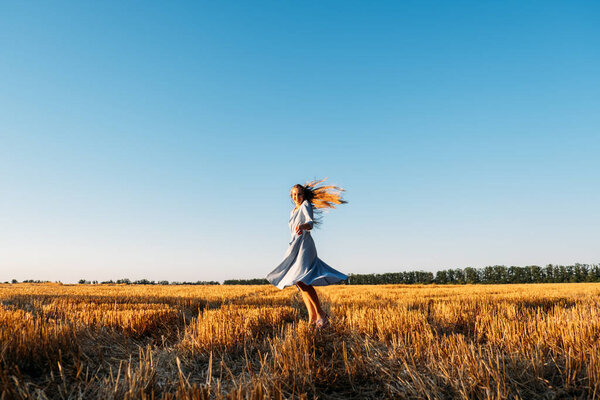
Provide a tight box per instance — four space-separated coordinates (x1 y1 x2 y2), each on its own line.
296 223 311 235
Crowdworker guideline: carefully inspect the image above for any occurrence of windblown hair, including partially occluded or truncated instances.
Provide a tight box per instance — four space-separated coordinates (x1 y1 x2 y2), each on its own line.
292 178 347 226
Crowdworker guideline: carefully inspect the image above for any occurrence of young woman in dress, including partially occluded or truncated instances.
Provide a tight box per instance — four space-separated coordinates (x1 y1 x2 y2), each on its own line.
266 179 347 328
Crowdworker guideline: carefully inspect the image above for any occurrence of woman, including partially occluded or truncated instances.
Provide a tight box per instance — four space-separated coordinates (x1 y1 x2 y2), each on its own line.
266 179 348 328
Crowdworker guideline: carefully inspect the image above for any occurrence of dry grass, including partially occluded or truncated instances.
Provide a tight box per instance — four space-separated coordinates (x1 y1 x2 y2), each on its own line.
1 282 600 399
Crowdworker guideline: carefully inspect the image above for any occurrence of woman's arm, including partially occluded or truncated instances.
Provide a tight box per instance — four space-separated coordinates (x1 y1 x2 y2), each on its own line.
295 201 314 235
295 222 312 235
300 222 313 230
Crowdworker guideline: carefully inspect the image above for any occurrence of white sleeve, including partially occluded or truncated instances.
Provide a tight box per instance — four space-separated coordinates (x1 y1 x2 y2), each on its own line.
301 201 314 227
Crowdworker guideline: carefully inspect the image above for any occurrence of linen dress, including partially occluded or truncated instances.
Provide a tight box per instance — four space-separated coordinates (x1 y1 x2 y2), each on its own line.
266 200 347 289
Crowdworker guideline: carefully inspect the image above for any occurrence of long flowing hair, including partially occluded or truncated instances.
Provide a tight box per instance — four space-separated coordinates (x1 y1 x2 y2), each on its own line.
292 178 347 226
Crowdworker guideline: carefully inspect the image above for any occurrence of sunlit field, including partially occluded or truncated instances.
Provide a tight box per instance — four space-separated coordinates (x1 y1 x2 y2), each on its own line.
2 283 600 399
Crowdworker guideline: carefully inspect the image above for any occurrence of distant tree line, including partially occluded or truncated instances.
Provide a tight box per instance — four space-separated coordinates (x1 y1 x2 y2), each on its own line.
75 278 270 285
223 278 270 285
348 264 600 285
76 279 220 285
347 271 434 285
10 263 597 286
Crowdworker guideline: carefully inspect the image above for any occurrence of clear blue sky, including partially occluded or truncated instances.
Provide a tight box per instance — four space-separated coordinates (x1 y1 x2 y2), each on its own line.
1 1 599 283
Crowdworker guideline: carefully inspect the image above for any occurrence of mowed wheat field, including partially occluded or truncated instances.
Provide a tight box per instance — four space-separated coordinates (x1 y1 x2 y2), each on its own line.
2 283 600 399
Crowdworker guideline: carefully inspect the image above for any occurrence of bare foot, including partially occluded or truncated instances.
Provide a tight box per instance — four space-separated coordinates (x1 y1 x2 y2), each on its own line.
315 315 330 329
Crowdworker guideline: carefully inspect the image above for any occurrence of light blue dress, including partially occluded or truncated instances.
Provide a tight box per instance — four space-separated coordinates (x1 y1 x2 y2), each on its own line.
266 200 348 289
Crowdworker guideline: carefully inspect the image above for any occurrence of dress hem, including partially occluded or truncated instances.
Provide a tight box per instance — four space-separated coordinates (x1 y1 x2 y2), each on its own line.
275 273 348 290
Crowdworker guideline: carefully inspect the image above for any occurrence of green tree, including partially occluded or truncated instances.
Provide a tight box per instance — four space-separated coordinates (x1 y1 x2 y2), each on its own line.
464 267 479 284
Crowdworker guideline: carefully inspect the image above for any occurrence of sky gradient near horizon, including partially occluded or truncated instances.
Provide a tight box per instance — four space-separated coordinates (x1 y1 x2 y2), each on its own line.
1 1 599 283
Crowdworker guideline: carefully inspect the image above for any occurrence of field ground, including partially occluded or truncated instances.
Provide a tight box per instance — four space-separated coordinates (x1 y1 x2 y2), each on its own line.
1 283 600 399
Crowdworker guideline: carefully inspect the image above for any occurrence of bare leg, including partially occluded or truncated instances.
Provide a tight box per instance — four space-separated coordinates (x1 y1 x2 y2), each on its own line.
297 284 318 324
296 282 327 321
